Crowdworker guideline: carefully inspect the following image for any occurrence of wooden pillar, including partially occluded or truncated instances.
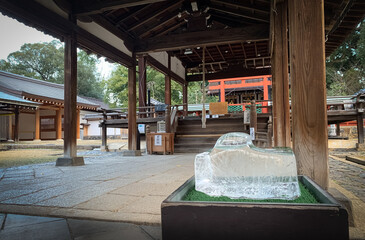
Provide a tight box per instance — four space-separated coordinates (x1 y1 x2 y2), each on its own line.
183 83 188 116
288 0 328 188
165 54 171 106
14 108 19 142
201 46 207 128
56 14 84 166
138 55 147 117
34 108 40 141
125 59 141 156
56 108 62 140
220 80 225 102
357 112 364 144
101 110 108 151
272 0 291 147
76 109 80 139
336 123 341 137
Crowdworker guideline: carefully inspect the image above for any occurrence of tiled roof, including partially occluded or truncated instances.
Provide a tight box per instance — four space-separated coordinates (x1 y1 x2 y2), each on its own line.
0 71 99 107
0 91 39 106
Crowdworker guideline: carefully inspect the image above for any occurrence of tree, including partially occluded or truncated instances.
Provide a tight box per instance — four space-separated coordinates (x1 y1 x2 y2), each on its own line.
0 40 64 83
0 40 104 99
103 65 185 108
326 20 365 96
102 65 128 107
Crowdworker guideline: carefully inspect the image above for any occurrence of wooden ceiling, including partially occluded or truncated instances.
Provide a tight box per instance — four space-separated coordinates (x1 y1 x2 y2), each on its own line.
42 0 365 79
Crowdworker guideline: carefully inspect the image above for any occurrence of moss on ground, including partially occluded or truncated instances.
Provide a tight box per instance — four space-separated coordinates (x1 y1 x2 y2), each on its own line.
183 182 319 204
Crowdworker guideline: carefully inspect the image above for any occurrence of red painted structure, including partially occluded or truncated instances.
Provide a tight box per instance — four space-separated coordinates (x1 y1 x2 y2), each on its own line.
208 75 272 113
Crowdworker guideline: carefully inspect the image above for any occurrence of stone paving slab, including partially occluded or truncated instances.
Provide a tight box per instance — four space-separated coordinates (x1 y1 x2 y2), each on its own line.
0 152 195 225
0 214 161 240
0 215 71 240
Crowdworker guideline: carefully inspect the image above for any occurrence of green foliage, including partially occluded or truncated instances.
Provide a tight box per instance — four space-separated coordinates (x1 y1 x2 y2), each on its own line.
102 65 128 107
188 81 218 104
183 182 319 204
0 40 103 99
0 40 64 83
326 20 365 96
104 65 184 108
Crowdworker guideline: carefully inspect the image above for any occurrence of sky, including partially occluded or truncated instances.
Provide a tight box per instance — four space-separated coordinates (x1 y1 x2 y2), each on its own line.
0 13 114 79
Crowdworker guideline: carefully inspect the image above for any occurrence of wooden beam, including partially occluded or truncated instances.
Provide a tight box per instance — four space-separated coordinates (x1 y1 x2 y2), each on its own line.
289 0 328 189
272 0 290 147
146 55 186 85
186 65 271 82
74 0 167 16
128 62 138 151
136 25 269 53
0 0 135 67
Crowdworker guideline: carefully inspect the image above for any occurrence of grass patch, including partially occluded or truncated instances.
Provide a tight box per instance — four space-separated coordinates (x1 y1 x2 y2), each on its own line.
0 149 63 168
183 182 319 204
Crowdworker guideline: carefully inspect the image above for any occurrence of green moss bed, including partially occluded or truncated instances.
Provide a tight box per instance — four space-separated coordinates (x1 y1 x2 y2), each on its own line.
183 182 319 204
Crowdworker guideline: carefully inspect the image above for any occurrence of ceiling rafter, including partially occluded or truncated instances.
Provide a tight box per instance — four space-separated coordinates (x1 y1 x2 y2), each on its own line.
211 0 269 15
154 20 187 37
128 0 183 31
115 5 151 26
209 6 269 23
74 0 167 16
138 10 181 38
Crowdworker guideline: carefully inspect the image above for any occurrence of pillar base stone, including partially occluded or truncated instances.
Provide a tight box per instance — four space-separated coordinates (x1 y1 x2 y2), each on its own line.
356 143 365 151
101 146 109 152
56 156 84 166
33 139 41 142
123 150 141 156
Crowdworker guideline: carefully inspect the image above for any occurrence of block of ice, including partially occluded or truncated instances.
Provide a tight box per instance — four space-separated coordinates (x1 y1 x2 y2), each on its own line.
195 132 301 200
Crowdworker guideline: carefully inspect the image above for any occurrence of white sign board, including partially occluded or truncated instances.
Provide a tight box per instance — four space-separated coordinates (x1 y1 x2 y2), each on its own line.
154 135 162 146
250 127 255 140
138 124 145 134
244 110 250 124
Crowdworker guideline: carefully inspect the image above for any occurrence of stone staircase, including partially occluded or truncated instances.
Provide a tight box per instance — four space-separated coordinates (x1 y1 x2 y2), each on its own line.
174 114 271 153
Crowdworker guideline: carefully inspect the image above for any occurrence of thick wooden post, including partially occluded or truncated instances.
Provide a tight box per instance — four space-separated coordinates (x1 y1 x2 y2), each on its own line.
125 59 141 156
138 55 147 117
14 108 19 142
272 0 291 147
56 14 84 166
183 83 188 116
289 0 328 188
34 108 40 141
165 54 171 106
56 108 62 140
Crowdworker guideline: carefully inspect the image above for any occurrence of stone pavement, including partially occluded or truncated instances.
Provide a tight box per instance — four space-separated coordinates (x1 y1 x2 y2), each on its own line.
0 151 195 225
0 213 161 240
0 150 365 239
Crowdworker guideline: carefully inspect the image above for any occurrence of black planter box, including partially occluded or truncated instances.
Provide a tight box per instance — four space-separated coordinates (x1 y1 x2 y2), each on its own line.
161 176 348 240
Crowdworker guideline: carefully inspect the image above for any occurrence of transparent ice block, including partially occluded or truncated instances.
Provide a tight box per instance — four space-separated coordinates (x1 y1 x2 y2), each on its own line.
195 132 301 200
